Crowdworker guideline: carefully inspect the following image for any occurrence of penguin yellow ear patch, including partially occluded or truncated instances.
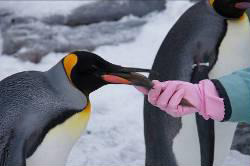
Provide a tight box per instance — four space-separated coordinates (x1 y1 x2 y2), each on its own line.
63 54 78 80
209 0 215 6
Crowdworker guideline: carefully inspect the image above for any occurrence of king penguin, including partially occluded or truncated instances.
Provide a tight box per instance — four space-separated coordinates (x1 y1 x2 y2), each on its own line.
144 0 250 166
0 51 152 166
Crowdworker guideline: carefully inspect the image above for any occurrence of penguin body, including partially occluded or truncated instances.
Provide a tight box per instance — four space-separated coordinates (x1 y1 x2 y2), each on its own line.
0 62 87 165
0 51 152 166
144 0 250 165
209 13 250 77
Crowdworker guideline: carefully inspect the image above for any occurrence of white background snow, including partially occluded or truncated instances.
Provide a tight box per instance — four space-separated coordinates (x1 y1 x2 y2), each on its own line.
0 1 249 165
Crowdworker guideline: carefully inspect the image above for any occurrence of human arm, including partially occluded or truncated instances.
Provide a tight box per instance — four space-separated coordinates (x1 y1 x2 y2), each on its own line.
212 68 250 123
137 67 250 123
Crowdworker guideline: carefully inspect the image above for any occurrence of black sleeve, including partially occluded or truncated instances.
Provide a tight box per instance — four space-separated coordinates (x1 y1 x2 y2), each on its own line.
211 79 232 122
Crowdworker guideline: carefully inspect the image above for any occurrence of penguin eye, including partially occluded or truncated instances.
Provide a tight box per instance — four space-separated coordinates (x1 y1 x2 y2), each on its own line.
91 65 98 70
78 65 98 75
83 65 98 74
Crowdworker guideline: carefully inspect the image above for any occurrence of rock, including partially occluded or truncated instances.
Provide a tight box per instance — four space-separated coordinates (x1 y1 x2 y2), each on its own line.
66 0 165 26
43 14 67 25
231 123 250 155
2 16 146 63
2 20 53 55
0 9 13 29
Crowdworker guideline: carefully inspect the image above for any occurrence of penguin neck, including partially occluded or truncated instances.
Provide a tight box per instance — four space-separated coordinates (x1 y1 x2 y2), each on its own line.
210 0 245 19
46 61 88 107
209 13 250 78
27 62 92 165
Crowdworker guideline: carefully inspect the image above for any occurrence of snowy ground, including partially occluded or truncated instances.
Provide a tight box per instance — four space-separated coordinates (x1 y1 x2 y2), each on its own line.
224 151 250 166
0 1 249 166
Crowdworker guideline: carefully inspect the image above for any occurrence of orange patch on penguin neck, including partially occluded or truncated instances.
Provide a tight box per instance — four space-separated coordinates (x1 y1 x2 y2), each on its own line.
209 0 215 6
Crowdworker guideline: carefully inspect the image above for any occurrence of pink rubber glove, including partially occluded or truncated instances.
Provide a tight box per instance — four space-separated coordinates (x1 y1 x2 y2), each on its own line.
137 80 225 121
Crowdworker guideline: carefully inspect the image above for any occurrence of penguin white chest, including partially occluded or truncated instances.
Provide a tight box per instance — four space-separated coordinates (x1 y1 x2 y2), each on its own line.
26 104 91 166
209 13 250 165
209 14 250 78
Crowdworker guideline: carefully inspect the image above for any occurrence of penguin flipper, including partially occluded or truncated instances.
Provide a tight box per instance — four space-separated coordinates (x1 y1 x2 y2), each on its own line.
191 63 215 166
2 133 26 166
195 115 215 166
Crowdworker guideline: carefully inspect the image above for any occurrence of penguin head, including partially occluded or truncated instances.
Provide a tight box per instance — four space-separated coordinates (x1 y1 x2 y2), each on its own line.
212 0 250 18
63 51 153 95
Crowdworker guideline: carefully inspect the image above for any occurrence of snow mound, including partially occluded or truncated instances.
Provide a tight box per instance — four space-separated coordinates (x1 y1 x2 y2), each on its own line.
223 150 250 166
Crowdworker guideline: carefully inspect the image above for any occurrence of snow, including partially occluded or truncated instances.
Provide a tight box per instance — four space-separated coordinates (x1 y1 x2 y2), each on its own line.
224 151 250 166
0 33 2 56
0 1 249 165
0 1 93 18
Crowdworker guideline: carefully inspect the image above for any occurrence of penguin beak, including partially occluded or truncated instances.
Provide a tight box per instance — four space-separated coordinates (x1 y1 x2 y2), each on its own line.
235 1 250 9
101 67 154 89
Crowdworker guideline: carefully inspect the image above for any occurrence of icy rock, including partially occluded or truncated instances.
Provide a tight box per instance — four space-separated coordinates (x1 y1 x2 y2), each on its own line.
1 16 146 63
65 0 166 26
43 14 67 26
231 123 250 155
0 9 13 29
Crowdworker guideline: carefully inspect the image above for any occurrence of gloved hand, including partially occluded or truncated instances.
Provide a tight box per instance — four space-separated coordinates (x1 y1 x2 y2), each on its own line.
136 80 225 121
